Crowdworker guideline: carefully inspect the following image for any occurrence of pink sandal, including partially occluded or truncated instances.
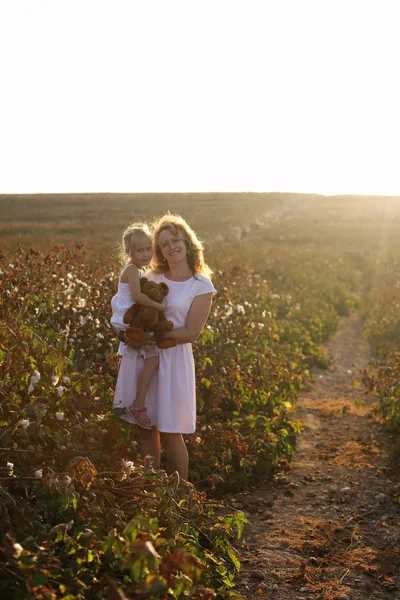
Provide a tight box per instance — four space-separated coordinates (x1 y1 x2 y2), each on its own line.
126 406 152 429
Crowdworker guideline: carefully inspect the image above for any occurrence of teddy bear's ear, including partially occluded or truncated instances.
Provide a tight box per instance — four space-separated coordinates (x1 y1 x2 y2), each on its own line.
159 282 169 297
140 277 148 287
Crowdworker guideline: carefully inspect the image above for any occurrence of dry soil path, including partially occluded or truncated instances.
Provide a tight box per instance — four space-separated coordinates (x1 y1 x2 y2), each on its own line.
232 314 400 600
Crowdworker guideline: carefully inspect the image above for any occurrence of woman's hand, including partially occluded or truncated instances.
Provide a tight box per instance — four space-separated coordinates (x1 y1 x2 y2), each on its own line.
142 332 156 344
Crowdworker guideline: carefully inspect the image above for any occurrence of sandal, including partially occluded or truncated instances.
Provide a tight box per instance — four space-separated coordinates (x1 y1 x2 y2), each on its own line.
126 406 152 429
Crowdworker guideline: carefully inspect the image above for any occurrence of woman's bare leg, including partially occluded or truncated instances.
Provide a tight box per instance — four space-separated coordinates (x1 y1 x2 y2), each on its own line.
160 433 188 480
137 427 161 468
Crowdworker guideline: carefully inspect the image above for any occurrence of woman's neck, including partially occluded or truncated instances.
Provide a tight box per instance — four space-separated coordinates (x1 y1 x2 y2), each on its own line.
166 260 193 281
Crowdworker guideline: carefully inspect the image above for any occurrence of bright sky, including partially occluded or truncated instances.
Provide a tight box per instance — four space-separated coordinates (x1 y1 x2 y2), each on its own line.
1 0 399 195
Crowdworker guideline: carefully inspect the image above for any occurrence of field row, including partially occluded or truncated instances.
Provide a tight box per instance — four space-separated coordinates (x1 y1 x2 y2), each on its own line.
361 253 400 438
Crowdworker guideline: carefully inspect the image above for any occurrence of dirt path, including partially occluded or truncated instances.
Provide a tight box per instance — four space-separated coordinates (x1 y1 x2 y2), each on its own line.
232 314 400 600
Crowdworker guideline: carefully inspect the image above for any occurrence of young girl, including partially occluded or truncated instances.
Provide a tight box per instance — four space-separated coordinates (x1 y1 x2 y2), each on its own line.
111 223 164 429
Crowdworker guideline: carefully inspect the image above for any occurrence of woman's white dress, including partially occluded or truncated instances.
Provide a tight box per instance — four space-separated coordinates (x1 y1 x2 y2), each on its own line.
113 272 215 433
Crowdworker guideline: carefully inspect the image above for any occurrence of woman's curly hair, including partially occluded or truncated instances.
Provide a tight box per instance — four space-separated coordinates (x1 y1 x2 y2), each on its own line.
150 214 213 279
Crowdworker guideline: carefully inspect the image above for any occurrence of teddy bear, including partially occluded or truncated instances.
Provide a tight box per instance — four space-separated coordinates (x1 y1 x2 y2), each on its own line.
123 277 176 349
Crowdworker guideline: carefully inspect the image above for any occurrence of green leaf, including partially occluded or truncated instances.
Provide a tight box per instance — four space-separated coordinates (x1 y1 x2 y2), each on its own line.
201 378 211 388
227 546 240 571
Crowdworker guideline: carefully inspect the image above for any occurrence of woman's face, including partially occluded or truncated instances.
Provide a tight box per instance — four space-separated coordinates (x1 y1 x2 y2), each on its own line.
158 228 188 266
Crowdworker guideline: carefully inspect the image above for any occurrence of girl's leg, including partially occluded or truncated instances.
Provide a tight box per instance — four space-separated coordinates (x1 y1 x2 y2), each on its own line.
160 432 189 480
127 355 159 428
138 427 161 468
133 355 159 409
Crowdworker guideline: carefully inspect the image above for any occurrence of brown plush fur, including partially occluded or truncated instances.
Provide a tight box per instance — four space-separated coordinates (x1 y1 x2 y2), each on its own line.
123 278 176 349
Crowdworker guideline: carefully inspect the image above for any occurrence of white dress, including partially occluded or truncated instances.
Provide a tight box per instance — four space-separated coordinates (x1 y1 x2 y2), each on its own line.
113 271 215 433
110 265 157 359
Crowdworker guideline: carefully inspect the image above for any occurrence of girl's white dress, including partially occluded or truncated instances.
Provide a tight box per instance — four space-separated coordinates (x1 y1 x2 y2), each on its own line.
110 265 157 359
113 271 215 433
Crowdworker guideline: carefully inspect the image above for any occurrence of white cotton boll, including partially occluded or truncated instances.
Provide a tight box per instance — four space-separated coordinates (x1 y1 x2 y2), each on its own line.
35 469 43 479
96 332 104 340
236 304 245 315
28 370 41 393
64 475 72 485
77 297 86 308
7 461 14 469
225 304 233 317
13 543 23 557
56 386 65 397
122 459 134 475
55 412 64 421
68 338 75 345
32 370 41 382
63 376 70 385
51 375 59 386
20 419 30 429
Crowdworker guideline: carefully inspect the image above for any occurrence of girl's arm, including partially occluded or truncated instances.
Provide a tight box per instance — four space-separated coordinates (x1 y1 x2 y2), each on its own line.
125 265 166 311
168 293 214 344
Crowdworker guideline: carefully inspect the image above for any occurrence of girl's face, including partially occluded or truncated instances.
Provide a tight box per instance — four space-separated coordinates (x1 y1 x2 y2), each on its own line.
158 228 187 266
131 235 153 268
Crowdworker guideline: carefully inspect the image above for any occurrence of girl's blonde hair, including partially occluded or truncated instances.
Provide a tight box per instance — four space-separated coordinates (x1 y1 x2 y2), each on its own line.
118 222 152 265
150 214 213 279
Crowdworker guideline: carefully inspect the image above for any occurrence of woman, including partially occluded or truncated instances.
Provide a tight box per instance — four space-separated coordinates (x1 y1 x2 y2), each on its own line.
139 214 215 480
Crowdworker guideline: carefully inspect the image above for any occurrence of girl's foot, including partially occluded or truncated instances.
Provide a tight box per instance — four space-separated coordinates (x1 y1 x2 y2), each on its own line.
126 406 152 429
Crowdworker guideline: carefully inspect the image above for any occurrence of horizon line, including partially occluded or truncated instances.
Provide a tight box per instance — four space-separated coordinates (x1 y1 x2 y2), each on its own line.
2 190 400 199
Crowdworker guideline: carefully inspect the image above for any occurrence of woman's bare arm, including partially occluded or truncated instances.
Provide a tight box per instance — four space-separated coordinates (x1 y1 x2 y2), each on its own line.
125 265 166 311
168 293 214 344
